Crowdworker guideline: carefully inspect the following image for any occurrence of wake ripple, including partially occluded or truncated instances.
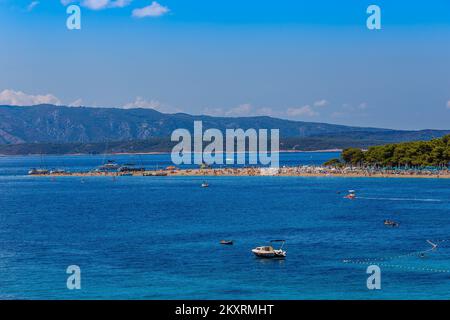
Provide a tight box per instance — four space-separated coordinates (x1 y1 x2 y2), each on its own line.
357 197 442 202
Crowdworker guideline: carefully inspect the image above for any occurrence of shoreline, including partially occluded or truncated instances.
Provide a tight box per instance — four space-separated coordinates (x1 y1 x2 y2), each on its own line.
29 166 450 179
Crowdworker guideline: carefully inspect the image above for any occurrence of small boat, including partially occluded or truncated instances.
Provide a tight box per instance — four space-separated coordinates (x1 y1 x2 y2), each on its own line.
344 190 356 199
220 240 233 245
50 169 67 174
154 172 168 176
28 168 49 175
201 182 209 188
98 160 120 172
252 240 286 259
143 172 168 177
119 164 145 172
384 219 399 227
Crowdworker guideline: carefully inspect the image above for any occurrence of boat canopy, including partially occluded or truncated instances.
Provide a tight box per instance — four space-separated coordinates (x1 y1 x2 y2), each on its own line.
270 239 285 249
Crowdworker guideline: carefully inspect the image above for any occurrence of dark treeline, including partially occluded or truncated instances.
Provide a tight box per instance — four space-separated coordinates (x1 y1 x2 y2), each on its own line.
325 134 450 167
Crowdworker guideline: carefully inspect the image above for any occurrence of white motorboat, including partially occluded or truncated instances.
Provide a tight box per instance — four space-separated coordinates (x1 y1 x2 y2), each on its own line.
252 240 286 259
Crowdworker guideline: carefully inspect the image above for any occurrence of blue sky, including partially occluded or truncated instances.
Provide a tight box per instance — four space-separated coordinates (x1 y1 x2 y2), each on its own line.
0 0 449 129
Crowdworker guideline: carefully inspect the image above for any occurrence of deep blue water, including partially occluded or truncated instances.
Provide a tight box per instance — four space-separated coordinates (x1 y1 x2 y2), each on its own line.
1 153 450 300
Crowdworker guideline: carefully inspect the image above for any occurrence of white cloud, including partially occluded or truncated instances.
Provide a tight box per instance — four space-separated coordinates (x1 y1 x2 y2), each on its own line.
122 97 181 113
132 1 169 18
331 102 369 118
109 0 131 8
225 103 253 116
202 104 274 117
123 97 162 110
69 98 84 107
202 107 225 117
446 100 450 109
0 89 62 106
286 105 319 117
60 0 75 5
60 0 132 10
27 1 40 11
256 107 274 116
82 0 109 10
0 90 181 112
284 99 328 118
313 99 328 107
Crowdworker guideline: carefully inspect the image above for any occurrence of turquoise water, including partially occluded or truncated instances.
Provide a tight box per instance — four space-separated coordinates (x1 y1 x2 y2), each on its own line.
1 153 450 299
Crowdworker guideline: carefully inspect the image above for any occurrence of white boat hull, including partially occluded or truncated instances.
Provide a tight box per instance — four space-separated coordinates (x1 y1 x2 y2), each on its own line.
252 249 286 259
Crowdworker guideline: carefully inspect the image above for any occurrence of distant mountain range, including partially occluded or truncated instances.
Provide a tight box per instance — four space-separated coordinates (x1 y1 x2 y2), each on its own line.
0 104 448 154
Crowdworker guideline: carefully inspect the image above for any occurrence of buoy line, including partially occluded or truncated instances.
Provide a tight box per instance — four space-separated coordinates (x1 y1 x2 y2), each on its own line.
343 261 450 274
342 239 450 274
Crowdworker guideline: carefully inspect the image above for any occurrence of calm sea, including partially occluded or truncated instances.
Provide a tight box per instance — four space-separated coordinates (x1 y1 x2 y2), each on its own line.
1 152 450 299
